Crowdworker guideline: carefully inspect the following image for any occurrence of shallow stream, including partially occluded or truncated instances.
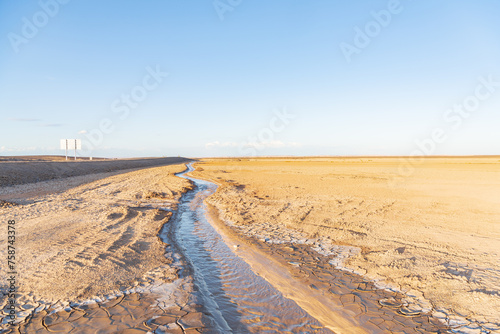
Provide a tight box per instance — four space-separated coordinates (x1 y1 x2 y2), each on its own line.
170 163 333 333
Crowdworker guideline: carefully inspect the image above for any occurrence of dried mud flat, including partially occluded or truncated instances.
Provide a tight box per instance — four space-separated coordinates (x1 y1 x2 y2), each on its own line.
190 157 500 333
204 206 453 333
5 291 210 334
0 161 214 333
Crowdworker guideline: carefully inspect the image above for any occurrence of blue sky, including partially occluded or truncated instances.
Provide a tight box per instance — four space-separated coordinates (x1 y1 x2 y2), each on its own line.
1 0 499 158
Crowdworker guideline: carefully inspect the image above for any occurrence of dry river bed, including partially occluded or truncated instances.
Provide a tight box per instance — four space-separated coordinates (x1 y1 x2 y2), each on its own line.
0 157 498 333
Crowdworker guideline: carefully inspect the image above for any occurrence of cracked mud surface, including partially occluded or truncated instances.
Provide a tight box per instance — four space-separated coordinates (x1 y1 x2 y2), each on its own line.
3 292 212 334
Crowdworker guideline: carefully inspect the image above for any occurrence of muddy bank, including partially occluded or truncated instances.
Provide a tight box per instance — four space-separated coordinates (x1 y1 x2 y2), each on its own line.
0 163 195 330
2 284 209 334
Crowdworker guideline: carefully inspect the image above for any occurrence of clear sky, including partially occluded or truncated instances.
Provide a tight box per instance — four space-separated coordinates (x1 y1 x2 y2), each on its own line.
1 0 499 158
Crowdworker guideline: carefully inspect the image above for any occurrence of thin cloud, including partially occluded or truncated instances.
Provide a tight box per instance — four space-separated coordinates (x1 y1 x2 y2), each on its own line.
78 130 88 134
39 123 64 127
8 117 41 122
0 146 38 152
241 140 302 149
206 140 302 149
205 141 239 149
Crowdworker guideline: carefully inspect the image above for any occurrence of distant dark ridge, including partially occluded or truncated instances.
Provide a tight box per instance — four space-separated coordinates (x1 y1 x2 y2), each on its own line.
0 157 192 187
0 155 107 162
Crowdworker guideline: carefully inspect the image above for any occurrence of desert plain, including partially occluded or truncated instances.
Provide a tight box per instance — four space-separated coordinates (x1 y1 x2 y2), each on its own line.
0 155 499 333
190 156 500 328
